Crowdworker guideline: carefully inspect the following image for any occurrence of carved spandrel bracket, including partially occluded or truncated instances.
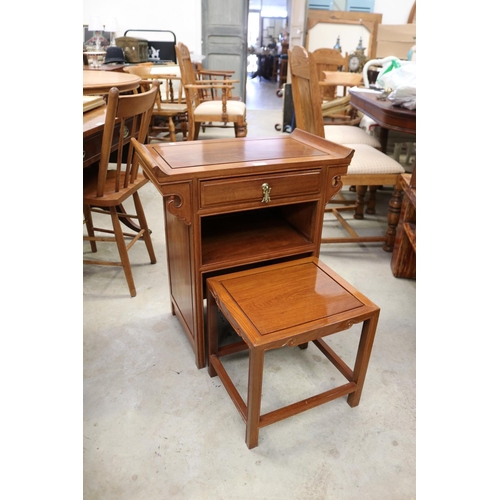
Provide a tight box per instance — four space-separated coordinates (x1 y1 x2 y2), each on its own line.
163 182 192 225
325 174 343 204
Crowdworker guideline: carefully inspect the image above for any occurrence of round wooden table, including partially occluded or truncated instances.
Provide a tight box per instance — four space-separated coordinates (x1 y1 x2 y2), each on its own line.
83 70 141 95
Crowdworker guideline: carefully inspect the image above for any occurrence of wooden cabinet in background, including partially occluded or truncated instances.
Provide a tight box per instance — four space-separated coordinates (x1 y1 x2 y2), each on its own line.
133 129 354 368
391 170 416 279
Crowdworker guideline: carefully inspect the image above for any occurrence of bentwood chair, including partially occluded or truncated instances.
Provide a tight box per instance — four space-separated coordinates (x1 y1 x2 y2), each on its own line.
83 83 158 297
175 42 247 140
289 46 405 245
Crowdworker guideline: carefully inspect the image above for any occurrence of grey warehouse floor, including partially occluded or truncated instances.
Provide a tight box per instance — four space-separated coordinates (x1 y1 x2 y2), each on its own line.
83 77 416 499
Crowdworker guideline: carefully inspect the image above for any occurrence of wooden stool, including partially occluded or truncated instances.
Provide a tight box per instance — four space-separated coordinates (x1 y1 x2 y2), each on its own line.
207 257 380 449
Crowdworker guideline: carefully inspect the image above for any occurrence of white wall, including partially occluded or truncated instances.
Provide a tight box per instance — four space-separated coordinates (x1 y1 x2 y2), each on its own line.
82 0 415 55
374 0 414 24
83 0 203 54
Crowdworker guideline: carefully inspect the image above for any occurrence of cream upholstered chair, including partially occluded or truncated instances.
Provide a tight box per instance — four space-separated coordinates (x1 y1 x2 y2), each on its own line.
83 84 159 296
298 49 382 150
289 45 405 245
175 42 247 141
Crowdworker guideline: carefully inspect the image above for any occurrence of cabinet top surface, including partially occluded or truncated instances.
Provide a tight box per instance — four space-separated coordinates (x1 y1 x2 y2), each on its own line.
208 257 379 342
142 129 354 182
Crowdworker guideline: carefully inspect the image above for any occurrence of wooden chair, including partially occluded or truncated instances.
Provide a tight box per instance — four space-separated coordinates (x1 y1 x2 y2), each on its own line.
193 62 237 101
123 65 188 142
312 48 366 127
289 45 405 245
83 84 158 297
175 42 247 141
312 48 350 100
193 62 243 133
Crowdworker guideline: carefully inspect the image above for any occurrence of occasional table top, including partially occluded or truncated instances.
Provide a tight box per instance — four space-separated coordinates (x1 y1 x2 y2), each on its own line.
207 257 378 344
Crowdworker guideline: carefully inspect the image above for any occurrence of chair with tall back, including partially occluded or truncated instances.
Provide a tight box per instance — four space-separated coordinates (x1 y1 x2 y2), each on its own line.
175 42 247 141
83 83 159 297
312 47 364 126
289 45 405 245
295 49 382 149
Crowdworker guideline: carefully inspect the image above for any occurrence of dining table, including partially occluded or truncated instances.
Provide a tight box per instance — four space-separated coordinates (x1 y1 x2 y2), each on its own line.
83 69 142 95
348 88 416 153
348 87 416 253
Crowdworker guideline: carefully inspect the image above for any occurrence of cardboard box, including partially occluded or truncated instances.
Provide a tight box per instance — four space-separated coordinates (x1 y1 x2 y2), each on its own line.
376 24 416 60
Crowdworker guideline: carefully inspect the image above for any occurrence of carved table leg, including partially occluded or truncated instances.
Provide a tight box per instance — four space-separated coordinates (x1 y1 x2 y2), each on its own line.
383 179 404 252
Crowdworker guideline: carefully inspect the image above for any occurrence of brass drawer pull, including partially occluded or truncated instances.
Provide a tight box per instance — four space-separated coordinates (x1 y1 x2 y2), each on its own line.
261 183 271 203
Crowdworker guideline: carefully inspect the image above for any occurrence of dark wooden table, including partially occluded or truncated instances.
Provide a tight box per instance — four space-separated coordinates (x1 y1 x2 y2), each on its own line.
349 90 416 153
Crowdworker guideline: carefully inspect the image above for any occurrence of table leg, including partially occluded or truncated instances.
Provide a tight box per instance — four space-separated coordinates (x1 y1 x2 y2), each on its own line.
383 178 403 252
379 127 389 154
347 311 379 408
207 289 218 378
246 348 265 449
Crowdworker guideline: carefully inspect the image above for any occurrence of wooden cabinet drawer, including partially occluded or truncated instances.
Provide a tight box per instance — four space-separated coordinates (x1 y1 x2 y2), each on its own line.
200 170 322 208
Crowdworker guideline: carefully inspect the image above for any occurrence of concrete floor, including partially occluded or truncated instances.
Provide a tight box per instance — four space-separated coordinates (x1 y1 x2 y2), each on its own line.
83 77 416 499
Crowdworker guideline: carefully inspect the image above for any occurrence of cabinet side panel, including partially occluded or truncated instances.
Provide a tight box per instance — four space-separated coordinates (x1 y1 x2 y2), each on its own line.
165 210 196 341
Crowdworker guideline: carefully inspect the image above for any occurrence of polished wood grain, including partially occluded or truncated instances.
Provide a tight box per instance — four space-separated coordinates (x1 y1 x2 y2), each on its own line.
207 257 380 448
83 70 141 95
349 90 416 152
131 129 354 368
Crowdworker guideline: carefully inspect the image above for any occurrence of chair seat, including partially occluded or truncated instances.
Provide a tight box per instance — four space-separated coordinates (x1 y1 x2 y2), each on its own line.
345 143 405 175
155 103 188 115
83 170 149 207
325 125 381 148
194 99 246 118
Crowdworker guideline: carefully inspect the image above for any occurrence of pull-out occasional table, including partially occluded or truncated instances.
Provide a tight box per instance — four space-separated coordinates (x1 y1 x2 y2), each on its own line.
206 257 380 449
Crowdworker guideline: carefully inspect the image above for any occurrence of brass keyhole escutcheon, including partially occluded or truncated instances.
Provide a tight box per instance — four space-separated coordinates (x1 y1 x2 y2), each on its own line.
261 183 271 203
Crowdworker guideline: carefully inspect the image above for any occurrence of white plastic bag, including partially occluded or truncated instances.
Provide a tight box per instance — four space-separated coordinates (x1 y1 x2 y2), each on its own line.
388 86 416 110
377 61 416 90
377 61 416 110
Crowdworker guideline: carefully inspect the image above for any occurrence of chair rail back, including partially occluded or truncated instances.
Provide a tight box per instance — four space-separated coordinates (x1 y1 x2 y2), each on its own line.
96 83 158 198
312 48 349 100
289 46 326 139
